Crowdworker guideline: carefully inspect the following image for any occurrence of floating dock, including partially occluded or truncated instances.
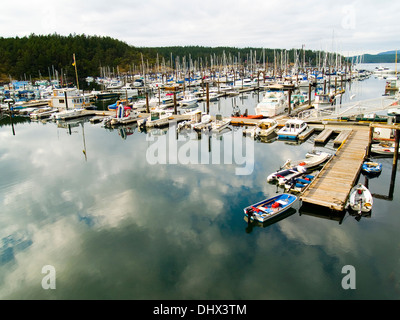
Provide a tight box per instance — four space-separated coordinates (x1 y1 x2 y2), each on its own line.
300 126 370 211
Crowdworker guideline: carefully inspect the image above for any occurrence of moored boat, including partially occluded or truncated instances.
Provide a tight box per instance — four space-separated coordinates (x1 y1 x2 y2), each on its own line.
346 183 373 214
277 119 308 140
361 161 382 175
254 119 278 138
255 91 287 117
267 151 331 186
370 142 400 156
244 193 297 223
284 171 318 193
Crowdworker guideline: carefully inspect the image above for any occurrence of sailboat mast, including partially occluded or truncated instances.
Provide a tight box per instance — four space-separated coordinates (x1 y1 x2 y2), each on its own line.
73 53 79 90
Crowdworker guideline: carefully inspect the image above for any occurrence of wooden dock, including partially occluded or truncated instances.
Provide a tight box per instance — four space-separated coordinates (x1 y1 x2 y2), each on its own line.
314 128 333 144
300 126 370 211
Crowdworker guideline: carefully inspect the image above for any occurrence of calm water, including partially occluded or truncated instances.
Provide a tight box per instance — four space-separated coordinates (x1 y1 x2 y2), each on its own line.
1 68 400 300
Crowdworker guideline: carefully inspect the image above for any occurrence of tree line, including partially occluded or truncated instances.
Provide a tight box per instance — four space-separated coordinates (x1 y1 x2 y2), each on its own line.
0 33 340 83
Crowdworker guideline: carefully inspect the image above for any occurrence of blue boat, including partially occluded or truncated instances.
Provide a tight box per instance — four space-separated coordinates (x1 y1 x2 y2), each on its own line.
244 193 297 223
362 161 382 175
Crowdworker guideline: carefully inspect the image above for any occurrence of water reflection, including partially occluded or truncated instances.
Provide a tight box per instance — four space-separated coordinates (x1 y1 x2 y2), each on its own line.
1 77 400 299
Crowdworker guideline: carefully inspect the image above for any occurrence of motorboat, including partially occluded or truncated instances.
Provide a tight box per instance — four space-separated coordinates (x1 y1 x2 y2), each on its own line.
254 119 278 138
255 91 287 117
103 104 140 126
371 142 400 156
277 119 308 140
284 171 318 193
210 114 231 133
346 183 373 214
267 151 331 186
244 193 298 223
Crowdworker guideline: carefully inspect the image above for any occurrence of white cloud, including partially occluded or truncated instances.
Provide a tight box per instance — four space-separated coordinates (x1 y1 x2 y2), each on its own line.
0 0 398 54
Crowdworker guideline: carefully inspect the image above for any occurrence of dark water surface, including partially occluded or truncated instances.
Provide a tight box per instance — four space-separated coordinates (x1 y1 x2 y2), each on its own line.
1 71 400 300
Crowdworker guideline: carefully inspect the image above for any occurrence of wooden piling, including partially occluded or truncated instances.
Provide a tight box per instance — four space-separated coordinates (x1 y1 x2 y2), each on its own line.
146 92 149 113
206 82 210 114
173 92 177 115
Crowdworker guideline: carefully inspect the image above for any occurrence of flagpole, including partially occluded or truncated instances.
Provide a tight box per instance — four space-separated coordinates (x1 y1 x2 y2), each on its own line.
73 53 79 90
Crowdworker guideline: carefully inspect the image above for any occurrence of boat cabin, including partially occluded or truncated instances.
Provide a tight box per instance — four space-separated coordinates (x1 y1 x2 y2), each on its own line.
49 88 92 110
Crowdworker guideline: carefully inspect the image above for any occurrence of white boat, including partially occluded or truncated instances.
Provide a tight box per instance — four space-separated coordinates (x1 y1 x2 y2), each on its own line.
314 92 336 110
29 106 57 119
210 114 231 133
49 88 93 110
137 108 173 128
371 142 400 156
179 92 198 107
277 119 308 140
267 151 331 185
191 114 212 131
255 91 287 117
177 109 203 131
50 108 86 121
254 119 278 138
373 66 397 75
346 183 373 214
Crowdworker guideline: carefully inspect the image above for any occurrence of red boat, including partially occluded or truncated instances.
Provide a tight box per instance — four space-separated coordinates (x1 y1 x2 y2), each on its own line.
231 107 264 119
232 114 264 119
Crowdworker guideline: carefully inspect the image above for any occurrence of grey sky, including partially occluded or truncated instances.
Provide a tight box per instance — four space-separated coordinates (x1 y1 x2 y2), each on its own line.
1 0 398 56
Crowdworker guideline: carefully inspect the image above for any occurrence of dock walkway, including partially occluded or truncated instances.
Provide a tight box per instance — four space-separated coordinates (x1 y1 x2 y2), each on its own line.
300 125 370 211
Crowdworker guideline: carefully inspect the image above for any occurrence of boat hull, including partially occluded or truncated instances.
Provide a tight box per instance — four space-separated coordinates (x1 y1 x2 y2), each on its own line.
346 183 373 213
244 193 297 223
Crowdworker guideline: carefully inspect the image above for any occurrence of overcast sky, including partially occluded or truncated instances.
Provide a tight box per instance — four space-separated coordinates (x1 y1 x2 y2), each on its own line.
1 0 399 56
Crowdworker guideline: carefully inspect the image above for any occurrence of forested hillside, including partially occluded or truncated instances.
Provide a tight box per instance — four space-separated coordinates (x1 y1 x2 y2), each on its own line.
0 33 337 83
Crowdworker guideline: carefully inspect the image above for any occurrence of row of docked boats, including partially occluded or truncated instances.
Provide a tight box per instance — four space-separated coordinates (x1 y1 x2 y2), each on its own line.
243 148 384 224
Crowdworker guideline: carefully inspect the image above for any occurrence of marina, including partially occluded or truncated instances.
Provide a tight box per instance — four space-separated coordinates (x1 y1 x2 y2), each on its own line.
1 62 400 300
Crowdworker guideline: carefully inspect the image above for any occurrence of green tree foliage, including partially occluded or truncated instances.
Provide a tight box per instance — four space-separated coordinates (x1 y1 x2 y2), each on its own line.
0 33 334 83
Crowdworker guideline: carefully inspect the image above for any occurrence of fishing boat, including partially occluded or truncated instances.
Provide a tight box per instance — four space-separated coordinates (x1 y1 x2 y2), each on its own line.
244 193 298 223
255 91 287 117
362 161 382 175
346 183 373 214
277 119 308 140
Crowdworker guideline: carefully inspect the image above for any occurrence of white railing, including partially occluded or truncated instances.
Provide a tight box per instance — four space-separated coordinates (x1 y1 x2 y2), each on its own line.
298 96 399 121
